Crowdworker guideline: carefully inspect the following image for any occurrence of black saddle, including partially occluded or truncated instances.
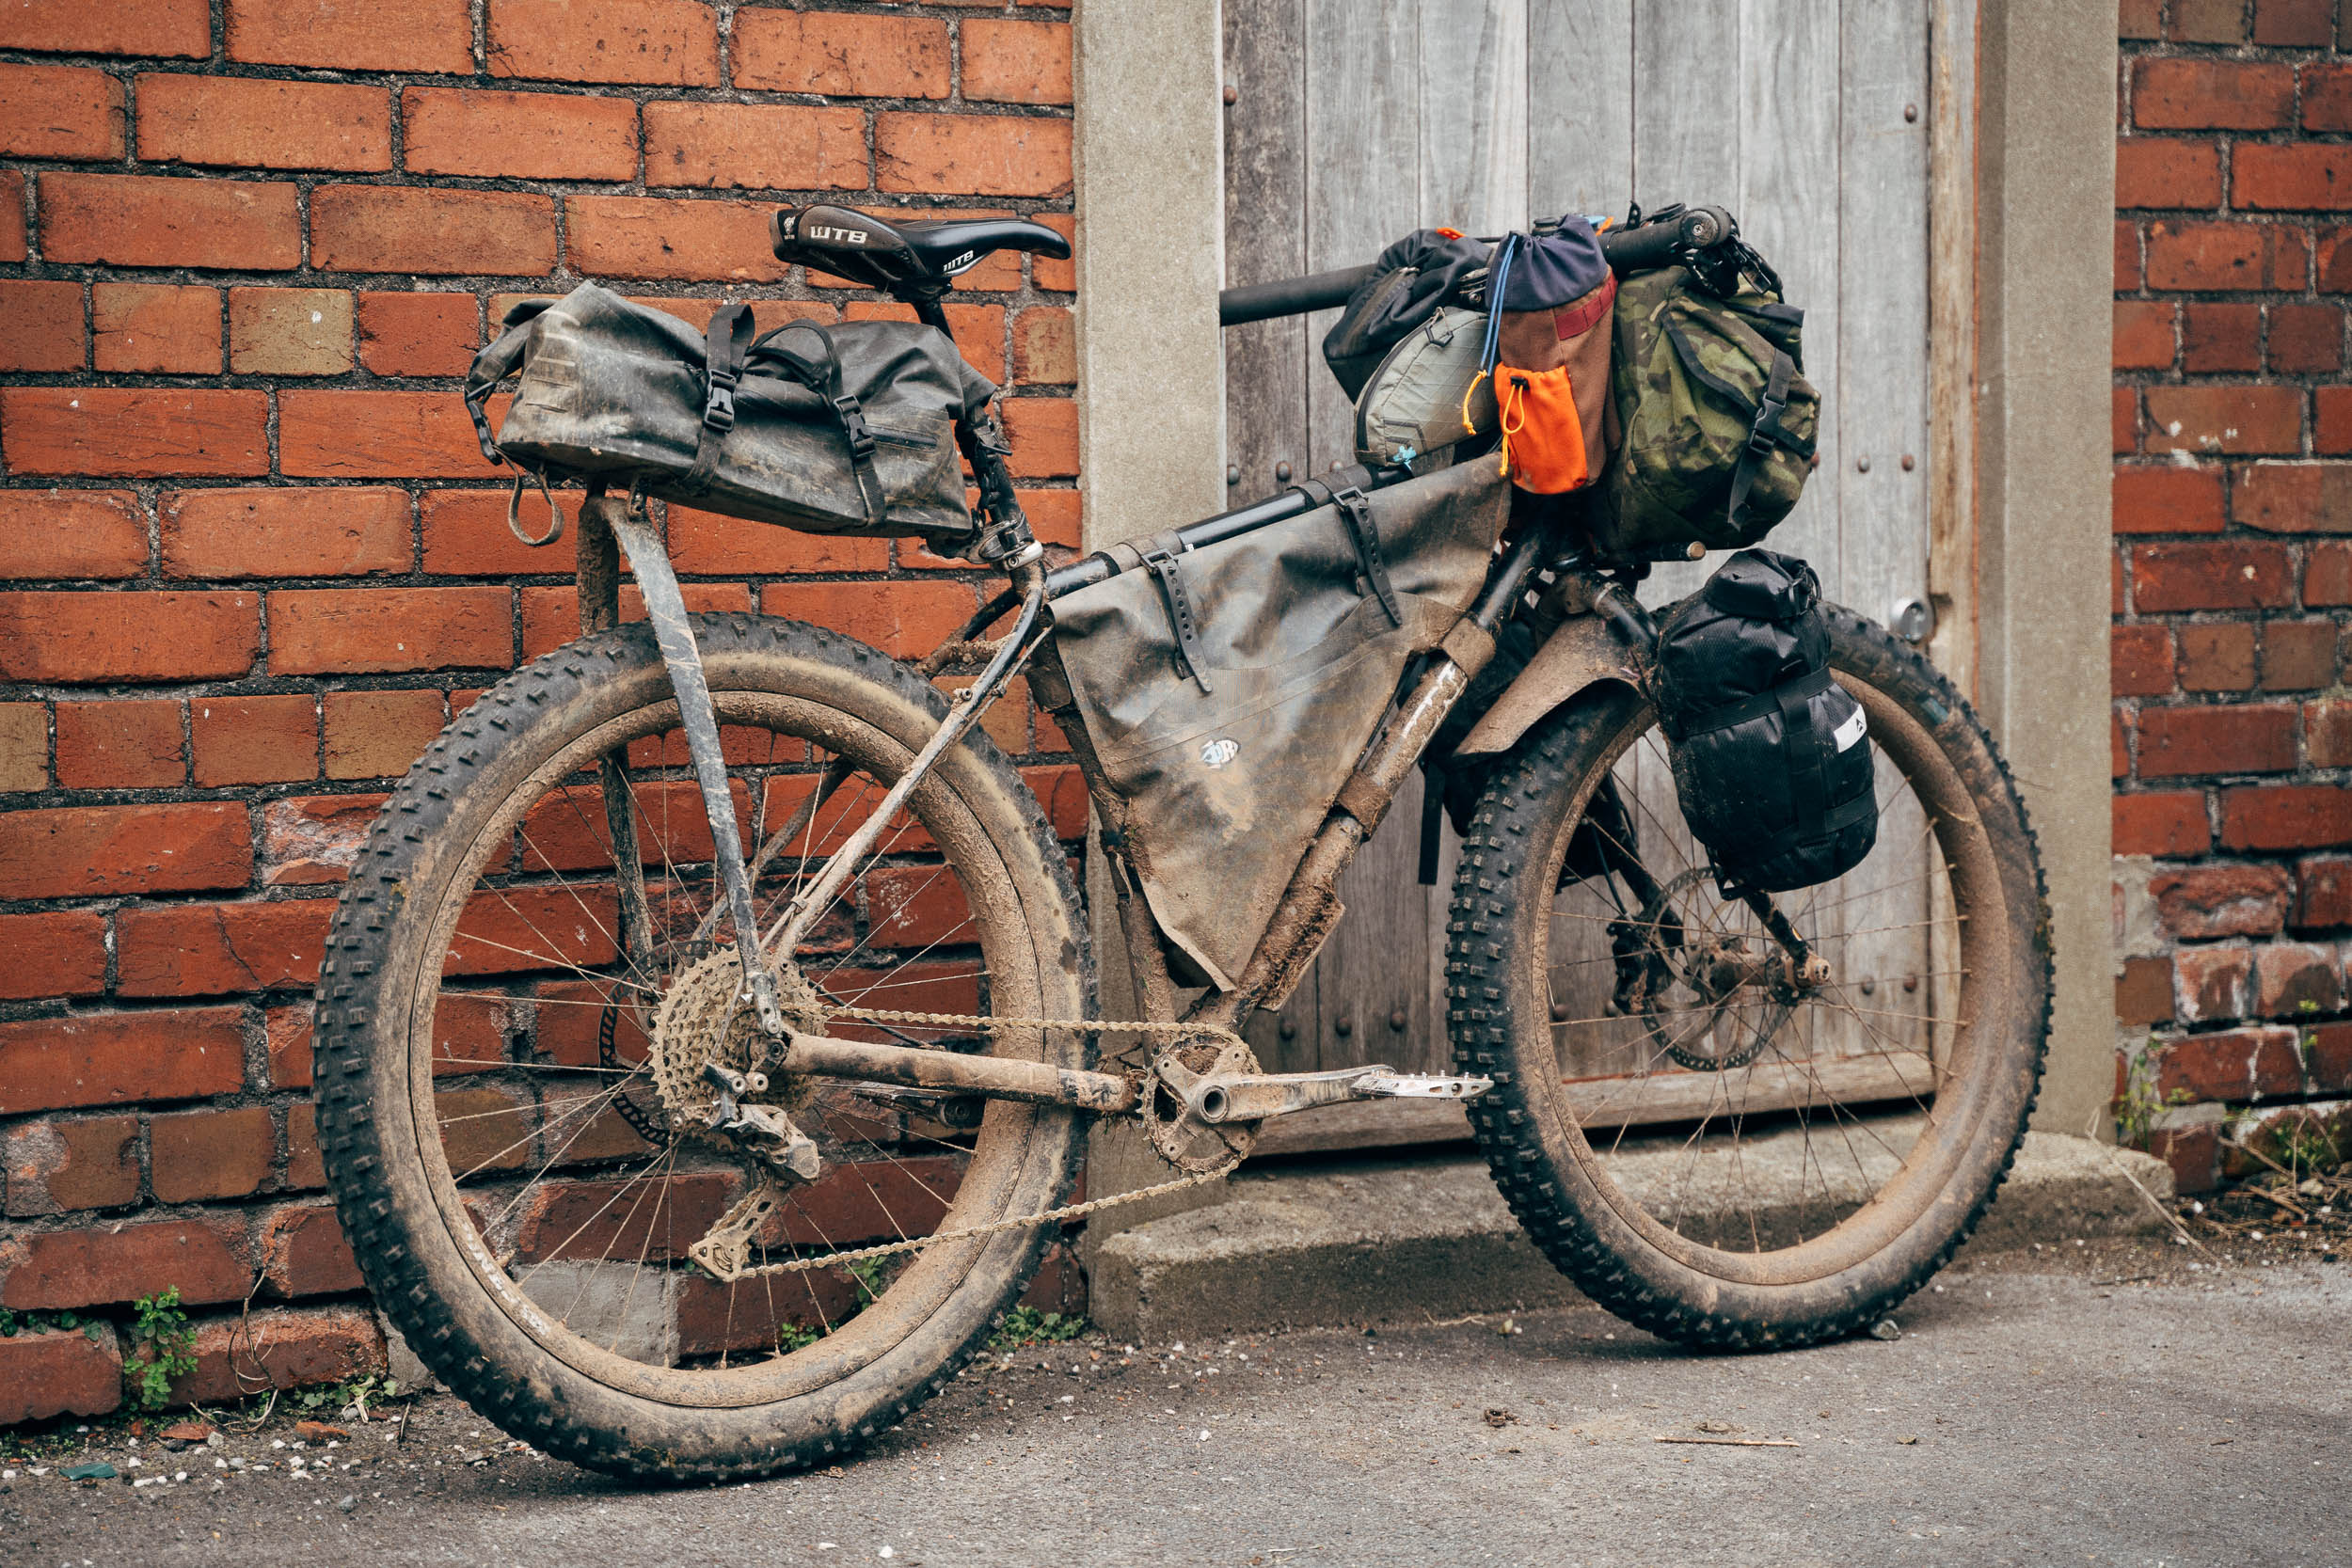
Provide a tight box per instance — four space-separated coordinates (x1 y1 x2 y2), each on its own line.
770 204 1071 295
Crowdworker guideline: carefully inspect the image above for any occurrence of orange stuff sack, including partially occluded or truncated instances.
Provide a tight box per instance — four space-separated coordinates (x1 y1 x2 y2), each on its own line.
1480 222 1615 494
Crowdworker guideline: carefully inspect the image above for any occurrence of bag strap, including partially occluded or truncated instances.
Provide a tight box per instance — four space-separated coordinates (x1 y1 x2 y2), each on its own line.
1724 346 1804 538
676 302 757 499
1679 664 1833 738
677 310 888 528
1331 486 1403 626
1136 532 1214 694
461 312 541 464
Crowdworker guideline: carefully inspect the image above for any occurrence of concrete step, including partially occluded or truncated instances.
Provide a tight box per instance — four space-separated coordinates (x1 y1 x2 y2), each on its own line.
1087 1129 2175 1341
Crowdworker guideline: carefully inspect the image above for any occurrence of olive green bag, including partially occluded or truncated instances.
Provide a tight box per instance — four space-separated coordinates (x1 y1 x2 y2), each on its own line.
1595 265 1820 558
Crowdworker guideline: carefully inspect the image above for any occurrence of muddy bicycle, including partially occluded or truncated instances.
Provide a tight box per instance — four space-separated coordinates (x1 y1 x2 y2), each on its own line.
313 203 2050 1481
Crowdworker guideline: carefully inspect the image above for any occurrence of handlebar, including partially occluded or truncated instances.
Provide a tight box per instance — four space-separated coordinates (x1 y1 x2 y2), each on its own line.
1215 205 1735 327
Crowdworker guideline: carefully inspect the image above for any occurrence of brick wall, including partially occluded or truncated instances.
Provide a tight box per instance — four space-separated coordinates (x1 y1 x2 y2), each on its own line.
0 0 1078 1426
2115 0 2352 1190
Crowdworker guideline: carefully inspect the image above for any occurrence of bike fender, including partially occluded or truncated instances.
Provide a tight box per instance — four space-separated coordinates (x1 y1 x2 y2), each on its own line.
1454 614 1644 758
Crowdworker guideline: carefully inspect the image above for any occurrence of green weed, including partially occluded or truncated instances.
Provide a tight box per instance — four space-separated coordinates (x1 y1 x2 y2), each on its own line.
122 1289 198 1412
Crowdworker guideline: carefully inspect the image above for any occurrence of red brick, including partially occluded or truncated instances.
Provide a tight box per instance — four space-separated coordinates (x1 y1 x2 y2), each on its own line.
2220 783 2352 849
150 1106 277 1203
2256 940 2343 1015
516 579 749 657
2269 302 2342 372
163 486 411 581
2115 790 2212 856
2136 704 2296 776
325 689 446 778
2114 137 2222 211
136 74 390 173
0 278 80 372
666 505 890 575
2112 299 2176 370
403 87 640 182
0 169 20 264
418 488 574 576
0 911 107 1001
310 184 555 277
1013 306 1075 385
118 900 332 998
0 488 145 580
279 388 508 478
566 194 786 283
758 579 976 658
962 19 1073 104
2237 144 2352 211
2308 540 2352 603
845 299 1005 384
0 1006 246 1117
269 587 514 674
2116 219 2141 291
877 114 1073 198
2181 301 2260 372
1022 763 1088 840
2232 461 2352 535
228 0 472 73
2148 1121 2220 1194
728 9 950 98
2262 619 2340 689
260 1204 362 1296
2114 709 2130 781
228 286 354 375
2176 622 2257 690
2134 59 2293 130
40 172 299 270
2315 388 2352 451
2121 0 2163 36
2257 0 2333 43
0 591 260 682
358 291 479 376
2174 944 2254 1023
643 101 867 191
2131 541 2295 610
864 865 977 948
513 1170 739 1263
2146 220 2305 291
55 698 184 787
267 1007 310 1088
262 794 385 886
0 63 122 160
765 1157 960 1249
90 282 220 374
284 1101 324 1188
0 702 41 791
2111 623 2174 695
2312 1020 2352 1090
0 1327 121 1425
0 0 207 56
2141 385 2301 457
2308 696 2352 766
3 388 269 479
487 0 719 87
167 1306 383 1405
2113 466 2223 535
1005 397 1078 478
192 693 319 786
2155 1024 2303 1102
2296 854 2352 927
2174 0 2248 42
2117 955 2176 1027
4 1115 138 1216
2308 63 2352 131
2152 863 2292 940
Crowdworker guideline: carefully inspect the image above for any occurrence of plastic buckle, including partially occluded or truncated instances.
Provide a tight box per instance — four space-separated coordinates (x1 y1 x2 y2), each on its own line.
704 374 739 434
1746 397 1786 456
834 396 876 461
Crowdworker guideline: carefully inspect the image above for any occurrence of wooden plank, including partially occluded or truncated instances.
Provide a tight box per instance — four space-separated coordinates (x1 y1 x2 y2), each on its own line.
1420 0 1528 233
1925 0 1979 699
1315 772 1445 1073
1249 1050 1938 1158
1528 0 1632 221
1224 0 1312 511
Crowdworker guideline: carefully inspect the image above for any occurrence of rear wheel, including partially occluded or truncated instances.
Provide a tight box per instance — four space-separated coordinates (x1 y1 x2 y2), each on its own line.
1448 609 2050 1349
313 614 1089 1481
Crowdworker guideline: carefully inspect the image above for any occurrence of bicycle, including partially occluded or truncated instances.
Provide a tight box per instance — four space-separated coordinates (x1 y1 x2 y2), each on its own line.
312 202 2050 1481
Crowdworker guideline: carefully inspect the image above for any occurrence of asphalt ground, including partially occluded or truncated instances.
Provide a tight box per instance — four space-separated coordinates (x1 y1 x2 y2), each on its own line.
3 1232 2344 1568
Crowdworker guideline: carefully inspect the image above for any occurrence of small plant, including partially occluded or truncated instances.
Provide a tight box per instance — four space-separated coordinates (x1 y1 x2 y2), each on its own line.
988 1307 1087 1352
774 1323 821 1354
122 1288 198 1412
0 1307 106 1344
2114 1037 2191 1148
843 1256 893 1305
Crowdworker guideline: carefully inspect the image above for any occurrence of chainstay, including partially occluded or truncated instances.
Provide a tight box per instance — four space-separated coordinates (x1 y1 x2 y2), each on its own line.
709 1006 1248 1282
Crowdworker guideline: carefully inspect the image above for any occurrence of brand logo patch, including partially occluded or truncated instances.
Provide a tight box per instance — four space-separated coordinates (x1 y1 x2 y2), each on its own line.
1832 706 1867 752
1200 737 1239 769
806 225 869 245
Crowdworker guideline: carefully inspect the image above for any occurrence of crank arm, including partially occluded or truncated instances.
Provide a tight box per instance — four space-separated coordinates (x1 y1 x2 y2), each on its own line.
1176 1063 1495 1126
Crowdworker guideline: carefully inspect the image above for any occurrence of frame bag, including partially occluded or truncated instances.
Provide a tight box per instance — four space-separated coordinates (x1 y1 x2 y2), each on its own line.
1653 549 1877 893
464 283 995 545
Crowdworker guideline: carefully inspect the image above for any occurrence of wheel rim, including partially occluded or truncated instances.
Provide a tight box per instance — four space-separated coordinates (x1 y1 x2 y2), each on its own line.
1529 667 2010 1287
395 686 1076 1408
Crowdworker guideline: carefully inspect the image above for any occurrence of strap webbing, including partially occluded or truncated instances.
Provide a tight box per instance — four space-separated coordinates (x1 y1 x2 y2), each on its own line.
1332 486 1402 626
1724 346 1797 537
1137 533 1213 694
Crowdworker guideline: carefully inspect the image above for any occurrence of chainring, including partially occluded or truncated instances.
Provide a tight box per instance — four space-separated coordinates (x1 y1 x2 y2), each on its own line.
647 949 827 1133
1144 1037 1263 1174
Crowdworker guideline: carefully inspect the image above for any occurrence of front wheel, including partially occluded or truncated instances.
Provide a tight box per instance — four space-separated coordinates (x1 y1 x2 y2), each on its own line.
313 614 1090 1481
1448 608 2050 1349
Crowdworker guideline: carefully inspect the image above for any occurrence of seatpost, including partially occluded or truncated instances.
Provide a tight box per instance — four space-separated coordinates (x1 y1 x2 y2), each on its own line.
911 293 1041 571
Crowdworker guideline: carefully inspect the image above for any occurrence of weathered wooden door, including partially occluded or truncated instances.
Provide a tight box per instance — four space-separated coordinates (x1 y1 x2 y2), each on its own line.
1224 0 1937 1145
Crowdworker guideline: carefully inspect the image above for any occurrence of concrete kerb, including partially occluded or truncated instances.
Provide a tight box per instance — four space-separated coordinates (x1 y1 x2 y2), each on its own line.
1088 1131 2175 1342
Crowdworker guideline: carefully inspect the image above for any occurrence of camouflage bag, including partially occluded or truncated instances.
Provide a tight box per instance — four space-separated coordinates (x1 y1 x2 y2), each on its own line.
1595 264 1819 558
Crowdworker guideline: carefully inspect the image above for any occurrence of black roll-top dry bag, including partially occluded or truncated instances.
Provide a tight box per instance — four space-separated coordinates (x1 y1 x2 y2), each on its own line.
1652 549 1877 893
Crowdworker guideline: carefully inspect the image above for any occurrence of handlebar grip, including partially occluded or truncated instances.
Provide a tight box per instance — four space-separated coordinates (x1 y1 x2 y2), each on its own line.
1598 204 1734 274
1217 264 1378 327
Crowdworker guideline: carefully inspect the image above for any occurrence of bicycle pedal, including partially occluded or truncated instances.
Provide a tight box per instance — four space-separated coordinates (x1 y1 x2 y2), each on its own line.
1352 1070 1494 1101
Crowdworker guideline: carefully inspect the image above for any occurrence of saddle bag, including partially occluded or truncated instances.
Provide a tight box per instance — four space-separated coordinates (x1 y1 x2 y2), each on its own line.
463 283 995 545
1652 549 1877 893
1048 461 1509 989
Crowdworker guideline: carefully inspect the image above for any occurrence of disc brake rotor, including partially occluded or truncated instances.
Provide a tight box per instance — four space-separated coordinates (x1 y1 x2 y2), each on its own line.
1632 869 1791 1073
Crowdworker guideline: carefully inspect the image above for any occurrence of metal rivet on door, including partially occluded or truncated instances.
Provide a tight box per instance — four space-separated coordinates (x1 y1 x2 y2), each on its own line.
1227 465 1240 487
1275 461 1293 483
1891 597 1935 644
1388 1009 1407 1032
1333 1015 1353 1037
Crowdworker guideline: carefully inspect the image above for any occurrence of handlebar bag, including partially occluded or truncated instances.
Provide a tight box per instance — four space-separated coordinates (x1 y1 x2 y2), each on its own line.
1592 263 1820 558
463 283 995 545
1047 460 1508 990
1321 228 1490 401
1486 220 1617 495
1652 549 1877 893
1352 307 1497 470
